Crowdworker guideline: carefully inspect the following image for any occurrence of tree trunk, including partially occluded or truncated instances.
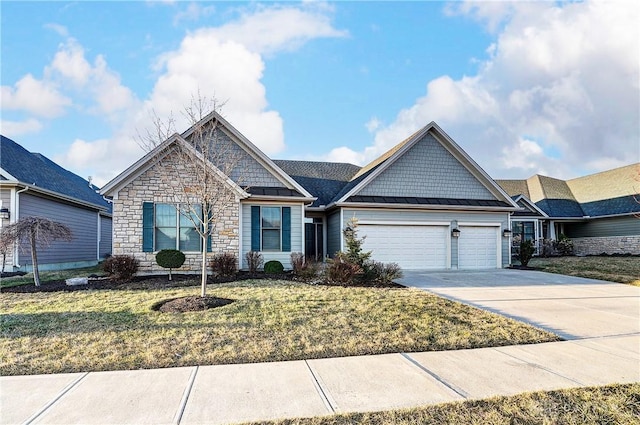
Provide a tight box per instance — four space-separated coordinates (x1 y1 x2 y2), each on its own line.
169 268 173 281
30 229 40 286
200 222 208 297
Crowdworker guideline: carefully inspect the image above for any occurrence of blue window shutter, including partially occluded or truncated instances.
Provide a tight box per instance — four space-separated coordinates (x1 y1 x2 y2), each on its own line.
282 207 291 252
251 206 260 251
142 202 154 252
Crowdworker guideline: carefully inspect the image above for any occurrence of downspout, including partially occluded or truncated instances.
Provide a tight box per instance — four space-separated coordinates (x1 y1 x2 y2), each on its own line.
13 186 29 268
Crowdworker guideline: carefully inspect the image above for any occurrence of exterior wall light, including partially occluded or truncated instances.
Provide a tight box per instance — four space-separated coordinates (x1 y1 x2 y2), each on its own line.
503 229 512 238
0 208 9 220
451 228 461 238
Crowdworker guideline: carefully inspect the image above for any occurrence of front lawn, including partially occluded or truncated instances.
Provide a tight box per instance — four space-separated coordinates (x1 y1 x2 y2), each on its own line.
0 280 559 376
247 383 640 425
528 256 640 286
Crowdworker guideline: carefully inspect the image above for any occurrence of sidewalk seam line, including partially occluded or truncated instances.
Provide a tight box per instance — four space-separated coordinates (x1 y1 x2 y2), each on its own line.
304 360 336 413
174 366 199 425
23 372 89 425
400 353 469 399
492 347 585 385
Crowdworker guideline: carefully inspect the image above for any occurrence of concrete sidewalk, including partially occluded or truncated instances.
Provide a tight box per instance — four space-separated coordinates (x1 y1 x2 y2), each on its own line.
2 334 639 425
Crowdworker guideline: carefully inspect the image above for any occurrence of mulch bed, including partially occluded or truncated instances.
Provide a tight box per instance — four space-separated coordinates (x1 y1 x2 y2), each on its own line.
152 296 234 313
508 265 541 271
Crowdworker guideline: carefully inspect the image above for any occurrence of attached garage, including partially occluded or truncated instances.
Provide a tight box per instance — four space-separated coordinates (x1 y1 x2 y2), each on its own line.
458 224 501 269
359 223 449 270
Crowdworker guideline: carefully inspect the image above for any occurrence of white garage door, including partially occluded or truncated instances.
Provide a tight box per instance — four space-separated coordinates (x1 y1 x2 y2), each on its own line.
458 226 499 269
359 225 448 270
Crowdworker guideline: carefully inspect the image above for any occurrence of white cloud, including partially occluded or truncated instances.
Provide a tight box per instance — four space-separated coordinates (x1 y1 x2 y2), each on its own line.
0 118 43 137
1 74 71 118
173 2 215 25
55 3 346 185
197 4 348 55
339 0 640 179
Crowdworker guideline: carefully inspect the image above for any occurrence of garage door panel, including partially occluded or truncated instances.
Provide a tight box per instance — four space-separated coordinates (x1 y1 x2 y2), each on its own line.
359 225 448 270
459 226 498 269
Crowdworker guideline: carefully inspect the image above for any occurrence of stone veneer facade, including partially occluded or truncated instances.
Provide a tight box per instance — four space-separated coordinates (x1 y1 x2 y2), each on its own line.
112 156 240 274
572 236 640 256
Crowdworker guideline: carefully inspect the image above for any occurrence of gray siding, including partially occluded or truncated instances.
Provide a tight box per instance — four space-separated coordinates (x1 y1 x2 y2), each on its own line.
240 203 304 269
99 215 112 258
18 193 98 266
357 133 496 200
327 211 342 257
204 130 286 188
0 188 11 209
343 208 511 267
565 216 640 238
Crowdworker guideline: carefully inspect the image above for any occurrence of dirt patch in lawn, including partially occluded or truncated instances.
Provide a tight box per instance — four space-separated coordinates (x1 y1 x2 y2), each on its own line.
152 296 234 313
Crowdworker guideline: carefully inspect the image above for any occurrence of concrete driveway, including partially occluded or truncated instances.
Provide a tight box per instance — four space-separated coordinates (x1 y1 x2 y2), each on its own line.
398 269 640 340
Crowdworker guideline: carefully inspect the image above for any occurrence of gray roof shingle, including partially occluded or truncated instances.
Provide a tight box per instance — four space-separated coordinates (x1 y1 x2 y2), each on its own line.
1 135 112 212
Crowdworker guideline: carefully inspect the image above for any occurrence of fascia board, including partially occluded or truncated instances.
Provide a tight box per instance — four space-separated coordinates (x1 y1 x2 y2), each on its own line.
336 201 518 212
513 194 549 217
14 183 109 212
181 112 314 199
247 195 317 202
0 167 18 181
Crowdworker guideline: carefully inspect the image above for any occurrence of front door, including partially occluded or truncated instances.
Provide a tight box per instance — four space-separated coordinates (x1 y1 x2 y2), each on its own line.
305 218 323 261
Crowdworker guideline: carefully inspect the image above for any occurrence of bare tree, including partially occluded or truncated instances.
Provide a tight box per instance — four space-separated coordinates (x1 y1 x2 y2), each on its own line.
139 95 247 297
1 216 72 286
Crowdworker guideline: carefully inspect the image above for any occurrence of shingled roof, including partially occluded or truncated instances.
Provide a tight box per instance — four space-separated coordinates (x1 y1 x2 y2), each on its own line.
0 135 112 212
496 163 640 218
273 160 361 207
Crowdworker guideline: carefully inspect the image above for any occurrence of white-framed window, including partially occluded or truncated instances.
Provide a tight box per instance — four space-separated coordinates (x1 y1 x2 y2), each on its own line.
261 206 281 251
154 203 201 252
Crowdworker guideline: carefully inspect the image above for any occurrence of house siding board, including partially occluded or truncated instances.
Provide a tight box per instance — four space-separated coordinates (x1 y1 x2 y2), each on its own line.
565 216 640 238
17 193 97 265
241 203 303 269
206 131 285 188
357 133 496 200
327 211 341 257
0 189 11 210
99 215 112 258
343 209 510 267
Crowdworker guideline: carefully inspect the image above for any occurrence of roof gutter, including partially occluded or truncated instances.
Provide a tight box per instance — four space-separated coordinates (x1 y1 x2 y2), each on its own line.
335 202 518 212
7 182 111 214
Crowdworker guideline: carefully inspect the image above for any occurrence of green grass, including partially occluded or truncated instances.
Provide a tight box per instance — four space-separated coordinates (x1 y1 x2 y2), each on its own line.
528 256 640 286
0 265 103 288
247 383 640 425
0 280 559 376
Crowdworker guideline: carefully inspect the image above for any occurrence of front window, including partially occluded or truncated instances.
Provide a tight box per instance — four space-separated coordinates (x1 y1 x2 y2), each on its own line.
261 206 281 251
511 221 535 244
154 203 201 251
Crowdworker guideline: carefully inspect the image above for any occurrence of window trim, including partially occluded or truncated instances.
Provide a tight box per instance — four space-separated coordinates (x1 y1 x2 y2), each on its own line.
154 203 202 252
260 206 282 252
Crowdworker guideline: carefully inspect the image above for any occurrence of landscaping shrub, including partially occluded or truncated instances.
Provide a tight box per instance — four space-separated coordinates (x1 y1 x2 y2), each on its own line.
368 261 404 284
245 251 263 273
102 255 139 282
343 218 372 267
554 234 574 256
209 253 237 277
518 240 535 267
290 252 320 280
264 260 284 274
155 249 185 281
325 254 362 284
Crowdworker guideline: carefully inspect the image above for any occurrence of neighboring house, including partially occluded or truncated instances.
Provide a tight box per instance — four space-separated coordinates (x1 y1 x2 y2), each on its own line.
101 113 520 272
496 164 640 256
0 135 113 272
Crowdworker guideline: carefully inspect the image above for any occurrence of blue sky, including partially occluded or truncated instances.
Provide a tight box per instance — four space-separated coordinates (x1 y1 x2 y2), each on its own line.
2 1 638 187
